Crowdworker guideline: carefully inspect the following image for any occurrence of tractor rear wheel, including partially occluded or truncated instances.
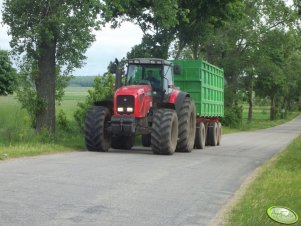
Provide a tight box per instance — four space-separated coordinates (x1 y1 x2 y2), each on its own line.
176 97 196 152
142 134 151 147
151 109 178 155
84 106 111 152
194 122 206 149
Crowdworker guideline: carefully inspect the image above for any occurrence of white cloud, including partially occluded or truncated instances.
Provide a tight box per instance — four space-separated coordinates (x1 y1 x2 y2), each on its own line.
0 0 143 75
74 23 143 76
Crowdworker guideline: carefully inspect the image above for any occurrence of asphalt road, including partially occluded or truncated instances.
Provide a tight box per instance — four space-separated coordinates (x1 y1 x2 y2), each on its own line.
0 116 300 226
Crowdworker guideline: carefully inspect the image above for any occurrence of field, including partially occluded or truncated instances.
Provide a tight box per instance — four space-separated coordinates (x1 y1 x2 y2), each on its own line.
0 86 300 159
0 87 91 159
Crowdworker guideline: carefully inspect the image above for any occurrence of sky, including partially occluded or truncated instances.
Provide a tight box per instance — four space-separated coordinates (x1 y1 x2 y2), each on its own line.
0 1 143 76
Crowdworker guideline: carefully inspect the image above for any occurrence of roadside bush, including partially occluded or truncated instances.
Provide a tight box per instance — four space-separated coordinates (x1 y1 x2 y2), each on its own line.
222 105 243 128
57 110 69 131
74 73 115 130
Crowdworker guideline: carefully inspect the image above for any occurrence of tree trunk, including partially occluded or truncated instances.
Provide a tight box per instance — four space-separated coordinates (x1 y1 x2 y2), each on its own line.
175 41 185 59
192 43 199 59
248 94 253 122
270 95 276 121
36 39 56 133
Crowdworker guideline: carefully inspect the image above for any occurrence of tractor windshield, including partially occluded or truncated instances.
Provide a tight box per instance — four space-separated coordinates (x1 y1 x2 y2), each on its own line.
127 64 162 89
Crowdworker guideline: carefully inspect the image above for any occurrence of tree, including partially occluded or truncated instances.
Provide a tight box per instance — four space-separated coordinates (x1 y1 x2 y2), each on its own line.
175 0 243 60
2 0 106 133
255 30 300 120
0 50 16 95
106 0 182 59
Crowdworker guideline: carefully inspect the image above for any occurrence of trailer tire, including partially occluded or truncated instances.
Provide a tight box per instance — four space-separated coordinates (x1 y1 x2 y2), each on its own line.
84 106 111 152
142 134 151 147
208 122 218 146
111 135 134 150
217 122 222 146
194 122 206 149
151 109 178 155
176 97 196 152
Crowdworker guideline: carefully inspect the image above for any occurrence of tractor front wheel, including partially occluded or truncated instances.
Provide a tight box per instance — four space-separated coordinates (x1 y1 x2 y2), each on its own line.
84 106 111 152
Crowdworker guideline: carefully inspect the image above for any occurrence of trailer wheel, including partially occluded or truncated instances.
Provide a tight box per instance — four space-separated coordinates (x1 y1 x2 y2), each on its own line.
111 135 134 150
84 106 111 152
208 122 218 146
176 97 196 152
142 134 151 147
151 109 178 155
194 122 206 149
217 122 222 146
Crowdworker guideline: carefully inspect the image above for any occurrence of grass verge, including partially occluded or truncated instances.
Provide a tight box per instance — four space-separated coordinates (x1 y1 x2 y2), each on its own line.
222 136 301 226
223 111 300 134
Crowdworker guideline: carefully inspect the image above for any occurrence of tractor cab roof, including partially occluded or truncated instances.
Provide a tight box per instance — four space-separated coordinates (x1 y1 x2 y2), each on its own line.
128 58 172 66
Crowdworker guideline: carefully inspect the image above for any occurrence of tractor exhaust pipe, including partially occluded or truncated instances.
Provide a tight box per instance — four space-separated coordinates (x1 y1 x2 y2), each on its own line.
115 58 122 90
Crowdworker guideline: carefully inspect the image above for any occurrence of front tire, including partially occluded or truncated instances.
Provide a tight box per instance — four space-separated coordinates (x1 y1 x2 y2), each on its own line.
151 109 178 155
176 97 196 152
84 106 111 152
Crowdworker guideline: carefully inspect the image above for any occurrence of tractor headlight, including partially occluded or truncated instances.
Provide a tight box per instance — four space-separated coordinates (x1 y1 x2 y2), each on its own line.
117 107 124 112
117 95 135 114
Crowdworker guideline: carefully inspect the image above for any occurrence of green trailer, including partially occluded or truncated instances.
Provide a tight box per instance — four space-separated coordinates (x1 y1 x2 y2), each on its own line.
172 59 224 117
172 59 224 148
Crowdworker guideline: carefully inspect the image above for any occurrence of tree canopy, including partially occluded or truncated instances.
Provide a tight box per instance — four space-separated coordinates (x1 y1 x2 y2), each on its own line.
0 50 16 96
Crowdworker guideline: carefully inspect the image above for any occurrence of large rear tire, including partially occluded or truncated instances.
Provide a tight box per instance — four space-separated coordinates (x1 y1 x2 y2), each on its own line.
194 122 206 149
84 106 111 152
142 134 151 147
176 97 196 152
151 109 178 155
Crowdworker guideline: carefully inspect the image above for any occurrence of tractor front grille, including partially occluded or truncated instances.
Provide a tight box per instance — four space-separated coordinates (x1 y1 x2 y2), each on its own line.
117 95 135 114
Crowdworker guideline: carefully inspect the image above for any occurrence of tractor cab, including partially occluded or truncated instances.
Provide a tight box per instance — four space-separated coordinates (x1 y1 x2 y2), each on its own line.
126 58 174 101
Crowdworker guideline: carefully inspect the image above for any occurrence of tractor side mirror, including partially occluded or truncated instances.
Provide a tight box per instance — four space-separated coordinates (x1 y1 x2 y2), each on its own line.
174 64 181 75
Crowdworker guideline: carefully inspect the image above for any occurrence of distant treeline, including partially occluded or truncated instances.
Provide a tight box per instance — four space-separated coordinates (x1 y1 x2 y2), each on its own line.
68 76 96 87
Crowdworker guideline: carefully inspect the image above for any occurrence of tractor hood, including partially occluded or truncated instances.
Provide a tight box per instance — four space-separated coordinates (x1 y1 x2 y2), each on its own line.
115 85 152 97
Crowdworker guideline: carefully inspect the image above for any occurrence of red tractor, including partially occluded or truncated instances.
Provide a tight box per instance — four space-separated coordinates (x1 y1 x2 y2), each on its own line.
84 58 196 155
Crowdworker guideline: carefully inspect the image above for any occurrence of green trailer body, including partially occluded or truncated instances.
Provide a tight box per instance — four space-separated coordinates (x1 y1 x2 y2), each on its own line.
172 59 224 118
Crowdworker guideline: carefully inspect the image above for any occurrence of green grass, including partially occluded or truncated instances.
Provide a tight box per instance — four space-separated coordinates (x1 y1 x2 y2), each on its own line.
223 106 300 134
0 87 91 159
223 136 301 226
